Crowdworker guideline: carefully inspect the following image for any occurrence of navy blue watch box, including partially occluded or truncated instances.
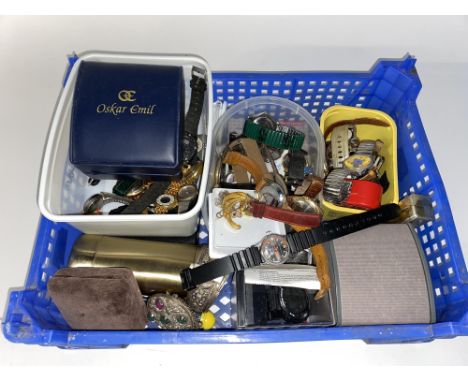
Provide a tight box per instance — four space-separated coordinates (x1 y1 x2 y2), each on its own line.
70 61 185 179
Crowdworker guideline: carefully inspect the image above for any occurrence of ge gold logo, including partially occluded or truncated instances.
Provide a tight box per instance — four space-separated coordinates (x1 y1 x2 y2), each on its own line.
118 90 137 102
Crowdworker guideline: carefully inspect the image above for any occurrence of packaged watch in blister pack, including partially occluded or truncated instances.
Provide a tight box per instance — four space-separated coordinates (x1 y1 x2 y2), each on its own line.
234 242 337 328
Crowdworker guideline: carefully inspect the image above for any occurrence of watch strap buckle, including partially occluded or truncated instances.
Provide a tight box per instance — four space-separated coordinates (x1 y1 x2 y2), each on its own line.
180 268 195 291
190 67 207 92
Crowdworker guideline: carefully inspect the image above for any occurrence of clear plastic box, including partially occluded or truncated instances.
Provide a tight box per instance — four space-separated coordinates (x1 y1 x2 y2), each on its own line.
203 96 325 222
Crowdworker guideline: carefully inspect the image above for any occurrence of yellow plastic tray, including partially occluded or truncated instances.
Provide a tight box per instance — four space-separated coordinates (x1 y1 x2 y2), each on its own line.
320 105 399 220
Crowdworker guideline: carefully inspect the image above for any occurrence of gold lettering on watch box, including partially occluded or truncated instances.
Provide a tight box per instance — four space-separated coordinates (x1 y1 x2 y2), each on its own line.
96 90 156 116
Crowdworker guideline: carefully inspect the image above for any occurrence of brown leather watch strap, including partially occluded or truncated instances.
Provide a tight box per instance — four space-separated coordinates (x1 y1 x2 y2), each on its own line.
294 174 324 198
223 151 265 187
250 201 321 228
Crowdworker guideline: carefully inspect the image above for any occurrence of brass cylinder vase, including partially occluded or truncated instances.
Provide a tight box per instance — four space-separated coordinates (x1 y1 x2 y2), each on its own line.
68 235 207 295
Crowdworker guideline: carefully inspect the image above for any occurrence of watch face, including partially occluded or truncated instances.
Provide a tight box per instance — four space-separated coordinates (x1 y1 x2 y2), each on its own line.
126 179 148 198
260 234 290 265
288 196 321 214
251 112 278 130
178 185 198 201
182 132 197 163
279 287 310 323
258 182 285 207
343 154 373 175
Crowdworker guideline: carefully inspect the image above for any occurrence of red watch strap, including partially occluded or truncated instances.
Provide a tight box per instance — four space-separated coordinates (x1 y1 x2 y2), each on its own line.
250 201 321 228
343 179 383 210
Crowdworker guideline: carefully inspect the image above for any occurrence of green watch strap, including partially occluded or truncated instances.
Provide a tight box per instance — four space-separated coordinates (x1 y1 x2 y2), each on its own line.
243 120 305 151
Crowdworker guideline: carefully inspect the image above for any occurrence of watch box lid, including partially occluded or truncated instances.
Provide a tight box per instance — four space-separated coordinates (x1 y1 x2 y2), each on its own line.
70 61 185 179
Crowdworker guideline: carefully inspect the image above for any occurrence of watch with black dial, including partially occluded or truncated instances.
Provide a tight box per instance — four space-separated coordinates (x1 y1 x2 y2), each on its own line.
285 150 306 187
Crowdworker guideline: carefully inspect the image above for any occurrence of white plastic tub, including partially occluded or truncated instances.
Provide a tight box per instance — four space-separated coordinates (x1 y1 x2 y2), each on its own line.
37 51 213 236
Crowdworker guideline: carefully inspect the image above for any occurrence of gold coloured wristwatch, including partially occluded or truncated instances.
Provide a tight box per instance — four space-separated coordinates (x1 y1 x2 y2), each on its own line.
153 161 203 214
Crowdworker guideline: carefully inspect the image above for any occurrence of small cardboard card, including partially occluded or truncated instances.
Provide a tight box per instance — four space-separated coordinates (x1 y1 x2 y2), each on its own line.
244 264 320 290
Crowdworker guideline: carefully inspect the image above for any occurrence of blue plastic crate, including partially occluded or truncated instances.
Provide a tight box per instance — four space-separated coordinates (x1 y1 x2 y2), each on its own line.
3 55 468 347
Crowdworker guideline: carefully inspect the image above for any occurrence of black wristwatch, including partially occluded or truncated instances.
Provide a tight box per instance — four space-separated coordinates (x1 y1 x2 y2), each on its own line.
183 67 207 163
269 286 310 324
286 150 306 187
180 203 401 290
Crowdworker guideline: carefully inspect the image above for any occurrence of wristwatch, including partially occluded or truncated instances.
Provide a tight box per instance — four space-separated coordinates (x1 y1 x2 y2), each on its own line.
183 67 207 163
180 203 401 290
323 168 354 205
113 178 146 197
177 185 199 213
287 196 322 215
244 113 305 152
182 133 198 164
82 192 132 215
343 140 383 177
153 161 203 214
330 125 351 169
285 150 306 187
257 181 287 207
343 153 374 177
270 286 310 324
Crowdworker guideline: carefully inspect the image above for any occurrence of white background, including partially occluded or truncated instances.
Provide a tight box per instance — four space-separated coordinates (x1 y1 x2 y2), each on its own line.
0 16 467 367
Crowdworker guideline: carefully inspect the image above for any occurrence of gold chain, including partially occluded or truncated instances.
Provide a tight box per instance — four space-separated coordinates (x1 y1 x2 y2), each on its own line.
216 191 252 230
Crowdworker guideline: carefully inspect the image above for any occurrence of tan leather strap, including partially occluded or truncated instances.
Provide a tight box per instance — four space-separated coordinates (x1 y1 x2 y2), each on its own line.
290 224 331 301
311 244 331 301
228 138 269 183
223 151 265 187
